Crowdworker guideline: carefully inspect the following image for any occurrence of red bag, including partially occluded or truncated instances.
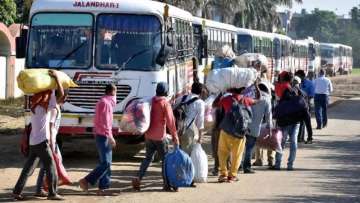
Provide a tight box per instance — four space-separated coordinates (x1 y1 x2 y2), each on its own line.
43 150 71 190
20 124 31 157
256 128 283 153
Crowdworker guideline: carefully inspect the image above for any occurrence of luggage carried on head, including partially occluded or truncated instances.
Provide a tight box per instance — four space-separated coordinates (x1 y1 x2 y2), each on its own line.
190 143 208 183
173 95 199 137
206 67 257 94
256 128 283 153
17 69 78 94
119 99 151 135
219 98 252 138
164 146 195 188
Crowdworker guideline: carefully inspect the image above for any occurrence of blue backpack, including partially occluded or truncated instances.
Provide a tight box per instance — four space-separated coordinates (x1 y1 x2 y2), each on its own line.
164 146 194 188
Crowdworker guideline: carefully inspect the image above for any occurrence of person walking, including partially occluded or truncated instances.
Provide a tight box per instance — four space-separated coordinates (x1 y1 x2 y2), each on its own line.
176 82 205 155
35 90 69 197
313 69 333 129
13 70 64 201
217 87 258 182
132 82 179 191
243 82 272 174
295 70 315 143
79 84 117 196
271 72 301 171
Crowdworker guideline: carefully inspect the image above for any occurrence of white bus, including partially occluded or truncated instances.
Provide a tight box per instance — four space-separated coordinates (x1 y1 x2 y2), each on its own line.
237 28 275 80
292 39 309 74
306 37 321 79
192 17 238 83
339 44 353 74
320 43 341 76
16 0 196 152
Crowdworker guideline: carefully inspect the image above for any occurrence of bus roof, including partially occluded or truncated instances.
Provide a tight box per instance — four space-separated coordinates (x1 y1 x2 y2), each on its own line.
237 28 274 40
273 33 292 41
293 39 309 47
320 43 341 49
193 17 237 32
30 0 193 22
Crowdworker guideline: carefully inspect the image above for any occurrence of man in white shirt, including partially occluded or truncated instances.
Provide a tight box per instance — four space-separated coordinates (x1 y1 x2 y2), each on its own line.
176 82 205 155
313 69 333 129
13 70 64 201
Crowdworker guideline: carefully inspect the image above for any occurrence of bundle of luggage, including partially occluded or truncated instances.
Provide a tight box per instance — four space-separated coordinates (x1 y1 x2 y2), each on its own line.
206 67 258 94
17 68 78 94
119 99 151 135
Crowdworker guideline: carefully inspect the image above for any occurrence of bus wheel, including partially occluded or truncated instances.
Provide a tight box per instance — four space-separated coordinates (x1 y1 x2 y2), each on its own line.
113 142 145 158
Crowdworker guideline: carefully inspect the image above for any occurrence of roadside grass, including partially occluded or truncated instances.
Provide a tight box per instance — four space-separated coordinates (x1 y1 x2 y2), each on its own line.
352 68 360 75
0 97 25 117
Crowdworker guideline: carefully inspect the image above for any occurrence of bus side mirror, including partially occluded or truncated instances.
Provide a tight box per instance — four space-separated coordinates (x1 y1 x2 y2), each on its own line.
156 44 171 66
16 28 28 58
203 35 208 58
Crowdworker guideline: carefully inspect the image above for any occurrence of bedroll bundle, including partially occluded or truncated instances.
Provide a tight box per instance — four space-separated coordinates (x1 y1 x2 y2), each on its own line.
206 67 257 93
17 69 78 94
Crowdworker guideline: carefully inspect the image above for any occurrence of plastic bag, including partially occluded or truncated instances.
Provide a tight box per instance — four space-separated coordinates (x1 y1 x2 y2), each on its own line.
43 148 71 190
204 95 216 124
119 99 151 135
17 69 78 94
256 128 283 153
206 67 257 93
164 146 194 187
190 143 208 183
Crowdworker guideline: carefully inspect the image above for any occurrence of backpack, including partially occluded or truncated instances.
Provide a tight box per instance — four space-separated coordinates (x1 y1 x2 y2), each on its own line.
173 95 199 137
164 146 195 188
219 97 252 138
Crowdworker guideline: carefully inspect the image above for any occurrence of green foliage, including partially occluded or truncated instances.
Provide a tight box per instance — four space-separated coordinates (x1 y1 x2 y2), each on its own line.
0 0 17 25
292 6 360 66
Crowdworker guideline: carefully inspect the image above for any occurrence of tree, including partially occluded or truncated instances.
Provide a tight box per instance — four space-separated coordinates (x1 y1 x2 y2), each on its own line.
293 9 338 42
0 0 17 25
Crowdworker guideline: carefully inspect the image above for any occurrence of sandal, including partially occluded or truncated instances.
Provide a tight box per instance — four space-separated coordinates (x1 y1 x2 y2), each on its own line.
79 178 89 192
12 193 25 201
132 178 141 191
218 175 228 183
227 176 239 183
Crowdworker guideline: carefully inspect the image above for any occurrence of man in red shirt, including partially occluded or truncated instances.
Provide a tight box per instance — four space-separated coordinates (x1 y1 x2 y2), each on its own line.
132 82 179 191
79 84 117 196
217 86 258 183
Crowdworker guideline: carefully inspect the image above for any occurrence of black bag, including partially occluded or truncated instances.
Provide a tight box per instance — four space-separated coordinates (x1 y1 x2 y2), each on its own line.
274 95 307 119
173 95 199 137
219 98 252 138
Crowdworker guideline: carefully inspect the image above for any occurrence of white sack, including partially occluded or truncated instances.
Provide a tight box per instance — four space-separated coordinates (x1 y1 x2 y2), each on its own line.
190 143 208 183
206 67 257 93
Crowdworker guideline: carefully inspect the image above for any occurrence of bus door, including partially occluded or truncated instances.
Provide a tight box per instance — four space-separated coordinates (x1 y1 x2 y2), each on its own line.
273 38 281 73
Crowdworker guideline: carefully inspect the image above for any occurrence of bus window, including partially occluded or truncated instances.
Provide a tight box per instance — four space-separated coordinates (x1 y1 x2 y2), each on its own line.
273 38 281 59
238 35 252 54
27 13 93 69
96 14 161 71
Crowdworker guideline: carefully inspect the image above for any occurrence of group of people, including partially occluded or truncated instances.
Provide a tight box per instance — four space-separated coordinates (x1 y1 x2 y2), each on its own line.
11 63 333 200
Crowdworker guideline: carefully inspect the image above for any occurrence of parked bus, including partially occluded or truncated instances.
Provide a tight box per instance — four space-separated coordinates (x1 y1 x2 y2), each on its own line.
292 39 309 73
16 0 196 153
306 37 321 79
320 43 341 76
237 28 275 79
273 33 292 74
192 17 237 83
339 44 353 74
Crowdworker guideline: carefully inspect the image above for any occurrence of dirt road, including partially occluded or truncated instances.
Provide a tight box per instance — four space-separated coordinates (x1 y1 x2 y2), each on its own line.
0 97 359 202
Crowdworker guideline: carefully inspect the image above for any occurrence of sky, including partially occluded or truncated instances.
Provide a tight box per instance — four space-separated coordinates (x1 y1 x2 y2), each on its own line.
278 0 360 17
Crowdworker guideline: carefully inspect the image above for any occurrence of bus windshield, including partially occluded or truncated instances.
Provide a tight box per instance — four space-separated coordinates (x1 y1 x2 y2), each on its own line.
321 48 334 58
238 35 252 53
27 13 93 69
96 14 161 71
